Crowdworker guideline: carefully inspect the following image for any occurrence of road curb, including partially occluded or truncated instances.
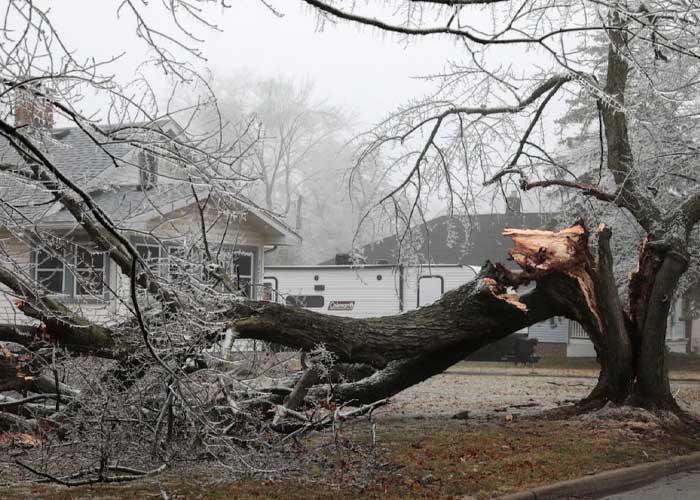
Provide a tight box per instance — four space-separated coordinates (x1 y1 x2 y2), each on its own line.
494 450 700 500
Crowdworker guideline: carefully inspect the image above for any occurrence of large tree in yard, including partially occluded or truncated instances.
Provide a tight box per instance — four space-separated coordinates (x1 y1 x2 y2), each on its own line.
287 0 700 411
1 0 700 480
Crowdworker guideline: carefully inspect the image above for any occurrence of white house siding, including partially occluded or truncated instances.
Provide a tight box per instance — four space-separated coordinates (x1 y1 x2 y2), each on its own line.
142 208 276 300
566 297 691 357
666 297 688 353
527 317 569 344
567 338 597 357
0 236 31 325
691 317 700 354
0 234 121 327
0 205 280 326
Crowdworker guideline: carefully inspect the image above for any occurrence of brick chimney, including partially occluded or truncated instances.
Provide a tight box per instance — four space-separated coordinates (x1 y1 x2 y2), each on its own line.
14 82 53 129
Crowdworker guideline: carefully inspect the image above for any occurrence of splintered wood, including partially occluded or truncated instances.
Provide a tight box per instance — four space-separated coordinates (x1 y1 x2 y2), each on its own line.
503 224 604 333
503 224 587 275
482 277 528 312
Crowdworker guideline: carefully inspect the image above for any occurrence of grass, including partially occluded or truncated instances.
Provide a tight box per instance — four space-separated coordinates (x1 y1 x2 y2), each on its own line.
453 353 700 380
5 414 699 500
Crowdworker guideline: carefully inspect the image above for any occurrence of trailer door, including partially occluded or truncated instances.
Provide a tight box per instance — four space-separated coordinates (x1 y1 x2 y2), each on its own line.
417 275 444 307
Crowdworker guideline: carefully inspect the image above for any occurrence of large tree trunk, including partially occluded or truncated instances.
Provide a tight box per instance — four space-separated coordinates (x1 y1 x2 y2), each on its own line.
228 263 563 403
628 242 689 409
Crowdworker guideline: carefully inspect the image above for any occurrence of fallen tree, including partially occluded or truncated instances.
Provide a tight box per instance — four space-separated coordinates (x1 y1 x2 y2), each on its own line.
224 220 692 411
1 0 700 483
0 219 692 424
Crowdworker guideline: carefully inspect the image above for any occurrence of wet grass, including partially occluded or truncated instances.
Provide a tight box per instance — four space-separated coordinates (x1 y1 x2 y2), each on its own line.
5 414 699 500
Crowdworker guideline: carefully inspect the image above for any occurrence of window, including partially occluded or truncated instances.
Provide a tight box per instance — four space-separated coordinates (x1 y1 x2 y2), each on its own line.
286 295 325 308
417 276 444 307
75 247 106 296
138 151 158 190
34 244 108 298
36 249 64 294
220 250 253 296
136 244 161 273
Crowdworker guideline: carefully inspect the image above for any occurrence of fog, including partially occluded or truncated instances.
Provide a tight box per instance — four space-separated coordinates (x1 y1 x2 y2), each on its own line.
47 1 459 125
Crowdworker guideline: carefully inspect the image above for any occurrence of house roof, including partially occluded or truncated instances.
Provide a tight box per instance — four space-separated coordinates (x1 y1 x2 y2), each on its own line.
0 125 133 223
41 183 199 224
0 124 302 245
320 212 558 266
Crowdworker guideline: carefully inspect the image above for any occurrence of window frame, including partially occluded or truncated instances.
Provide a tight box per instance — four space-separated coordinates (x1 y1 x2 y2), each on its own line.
135 243 162 274
33 243 111 300
285 295 325 308
218 248 255 296
73 246 108 297
34 248 66 295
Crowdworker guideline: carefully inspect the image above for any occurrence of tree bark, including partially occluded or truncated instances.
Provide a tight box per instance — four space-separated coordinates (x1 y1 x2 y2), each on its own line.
630 246 689 409
582 225 634 405
229 263 563 370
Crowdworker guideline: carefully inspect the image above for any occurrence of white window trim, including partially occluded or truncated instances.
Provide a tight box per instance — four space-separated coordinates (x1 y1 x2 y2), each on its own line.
73 248 107 297
35 249 66 296
135 243 162 274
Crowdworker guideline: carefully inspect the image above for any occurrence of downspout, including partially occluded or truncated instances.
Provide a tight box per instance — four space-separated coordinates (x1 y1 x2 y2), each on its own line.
398 264 404 312
684 293 693 354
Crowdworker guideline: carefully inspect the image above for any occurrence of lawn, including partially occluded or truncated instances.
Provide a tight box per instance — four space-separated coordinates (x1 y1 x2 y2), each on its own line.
4 409 699 500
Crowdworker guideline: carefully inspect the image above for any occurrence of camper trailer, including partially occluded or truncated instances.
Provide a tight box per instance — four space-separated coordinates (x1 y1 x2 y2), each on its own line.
263 264 480 318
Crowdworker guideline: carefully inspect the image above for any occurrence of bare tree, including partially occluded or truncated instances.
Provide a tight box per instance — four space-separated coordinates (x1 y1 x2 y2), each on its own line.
2 0 700 484
291 0 700 410
214 75 345 214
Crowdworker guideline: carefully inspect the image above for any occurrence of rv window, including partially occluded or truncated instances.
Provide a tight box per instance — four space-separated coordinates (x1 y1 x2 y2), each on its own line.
286 295 325 308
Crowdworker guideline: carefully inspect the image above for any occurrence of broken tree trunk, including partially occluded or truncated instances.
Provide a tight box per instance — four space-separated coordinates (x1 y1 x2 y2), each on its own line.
504 222 688 410
628 239 689 409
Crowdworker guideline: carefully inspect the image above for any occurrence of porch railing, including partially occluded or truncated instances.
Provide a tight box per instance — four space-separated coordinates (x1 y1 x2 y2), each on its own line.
569 321 588 339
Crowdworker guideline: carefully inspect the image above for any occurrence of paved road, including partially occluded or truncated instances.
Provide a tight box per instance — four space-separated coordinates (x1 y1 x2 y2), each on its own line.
597 470 700 500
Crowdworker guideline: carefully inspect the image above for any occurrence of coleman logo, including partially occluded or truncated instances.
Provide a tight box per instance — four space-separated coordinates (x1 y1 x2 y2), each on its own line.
328 300 355 311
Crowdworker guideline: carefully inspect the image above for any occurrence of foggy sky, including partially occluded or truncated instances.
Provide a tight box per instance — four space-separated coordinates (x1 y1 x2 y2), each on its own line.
44 0 560 214
48 1 458 125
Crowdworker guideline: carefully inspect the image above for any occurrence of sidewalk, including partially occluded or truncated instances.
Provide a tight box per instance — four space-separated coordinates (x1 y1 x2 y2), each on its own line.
601 470 700 500
496 451 700 500
448 361 700 382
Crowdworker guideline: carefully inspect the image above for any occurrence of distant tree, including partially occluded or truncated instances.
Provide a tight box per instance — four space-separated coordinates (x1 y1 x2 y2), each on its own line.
212 73 389 264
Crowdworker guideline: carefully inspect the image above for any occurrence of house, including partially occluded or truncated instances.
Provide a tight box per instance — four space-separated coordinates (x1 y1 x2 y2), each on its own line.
315 207 698 358
0 108 301 327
